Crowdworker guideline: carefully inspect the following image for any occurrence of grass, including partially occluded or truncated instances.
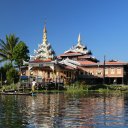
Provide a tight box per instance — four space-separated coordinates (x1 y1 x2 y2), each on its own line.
1 83 20 92
66 81 128 94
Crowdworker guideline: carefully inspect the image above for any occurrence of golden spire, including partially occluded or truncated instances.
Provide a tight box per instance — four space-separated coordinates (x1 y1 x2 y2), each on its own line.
43 20 47 33
42 21 47 45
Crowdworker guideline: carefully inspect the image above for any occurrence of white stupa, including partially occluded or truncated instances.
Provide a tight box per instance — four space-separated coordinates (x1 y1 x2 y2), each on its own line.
30 24 56 61
64 33 91 55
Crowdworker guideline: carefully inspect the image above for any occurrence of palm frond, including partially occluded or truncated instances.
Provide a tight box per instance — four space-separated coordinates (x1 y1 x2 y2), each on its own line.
0 57 8 63
0 39 8 51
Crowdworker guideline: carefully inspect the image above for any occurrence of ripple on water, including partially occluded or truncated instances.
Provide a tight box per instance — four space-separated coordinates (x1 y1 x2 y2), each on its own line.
0 93 128 128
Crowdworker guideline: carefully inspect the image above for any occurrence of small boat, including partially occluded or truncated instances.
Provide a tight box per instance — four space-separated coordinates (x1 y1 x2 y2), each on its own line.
1 92 33 96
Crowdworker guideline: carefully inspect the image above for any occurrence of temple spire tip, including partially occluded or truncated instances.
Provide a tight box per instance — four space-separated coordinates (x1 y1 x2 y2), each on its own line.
78 33 81 45
43 21 47 33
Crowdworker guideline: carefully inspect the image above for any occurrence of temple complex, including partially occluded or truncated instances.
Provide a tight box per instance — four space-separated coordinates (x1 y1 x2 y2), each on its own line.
22 25 128 85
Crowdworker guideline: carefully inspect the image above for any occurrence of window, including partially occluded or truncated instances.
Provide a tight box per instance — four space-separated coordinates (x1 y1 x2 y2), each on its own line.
90 70 94 75
84 72 87 75
105 68 108 75
111 68 115 74
80 72 84 75
97 70 102 75
48 72 50 78
117 68 121 74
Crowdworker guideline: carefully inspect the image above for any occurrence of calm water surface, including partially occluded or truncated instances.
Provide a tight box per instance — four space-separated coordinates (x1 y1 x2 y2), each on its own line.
0 92 128 128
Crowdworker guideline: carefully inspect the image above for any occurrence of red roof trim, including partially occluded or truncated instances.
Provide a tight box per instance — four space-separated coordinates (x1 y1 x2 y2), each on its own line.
78 60 97 65
59 52 82 57
105 61 127 65
30 59 52 63
64 66 74 70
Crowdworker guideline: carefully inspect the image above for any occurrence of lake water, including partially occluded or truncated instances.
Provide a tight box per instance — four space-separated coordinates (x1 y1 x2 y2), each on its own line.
0 92 128 128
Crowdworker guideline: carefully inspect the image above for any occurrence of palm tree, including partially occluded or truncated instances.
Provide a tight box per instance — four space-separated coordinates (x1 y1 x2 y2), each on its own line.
0 34 19 64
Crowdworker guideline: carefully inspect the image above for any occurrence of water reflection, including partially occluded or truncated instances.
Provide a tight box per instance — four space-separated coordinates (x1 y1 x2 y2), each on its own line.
0 92 128 128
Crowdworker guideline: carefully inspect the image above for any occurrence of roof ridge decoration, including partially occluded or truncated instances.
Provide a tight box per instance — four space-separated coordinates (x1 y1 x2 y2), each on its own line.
77 33 81 46
59 58 81 68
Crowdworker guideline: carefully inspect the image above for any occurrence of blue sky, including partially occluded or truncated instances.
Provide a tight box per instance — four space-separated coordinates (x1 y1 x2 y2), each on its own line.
0 0 128 62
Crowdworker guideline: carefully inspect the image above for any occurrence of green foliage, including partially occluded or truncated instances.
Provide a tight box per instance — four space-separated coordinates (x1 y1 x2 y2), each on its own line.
0 63 13 83
88 84 108 90
67 81 128 93
3 62 13 71
0 34 29 67
69 81 88 90
0 66 5 83
1 84 19 91
0 34 29 84
107 85 128 91
66 81 88 94
13 42 29 67
6 67 19 84
0 34 19 63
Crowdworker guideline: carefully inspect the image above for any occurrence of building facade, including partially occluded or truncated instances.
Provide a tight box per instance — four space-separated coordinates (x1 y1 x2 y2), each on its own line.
21 25 128 85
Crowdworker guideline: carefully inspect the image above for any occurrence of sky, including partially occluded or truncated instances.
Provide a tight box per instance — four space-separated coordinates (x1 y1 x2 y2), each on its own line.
0 0 128 62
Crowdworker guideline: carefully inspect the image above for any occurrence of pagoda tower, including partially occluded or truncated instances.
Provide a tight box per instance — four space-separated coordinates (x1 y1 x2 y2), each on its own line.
64 33 92 55
30 24 56 61
59 33 99 62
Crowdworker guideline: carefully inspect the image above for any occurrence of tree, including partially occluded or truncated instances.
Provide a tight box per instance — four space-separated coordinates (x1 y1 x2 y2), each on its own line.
0 67 5 85
6 67 19 84
3 63 13 82
0 34 19 63
0 63 14 84
13 42 30 68
3 62 13 71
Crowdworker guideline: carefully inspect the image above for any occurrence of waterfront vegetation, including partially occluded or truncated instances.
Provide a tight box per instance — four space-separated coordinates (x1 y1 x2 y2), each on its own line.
66 81 128 93
1 80 128 94
0 34 30 87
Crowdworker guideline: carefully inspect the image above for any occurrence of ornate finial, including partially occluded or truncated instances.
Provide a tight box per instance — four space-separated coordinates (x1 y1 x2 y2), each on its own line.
44 19 46 24
78 33 81 45
43 20 47 33
42 20 47 45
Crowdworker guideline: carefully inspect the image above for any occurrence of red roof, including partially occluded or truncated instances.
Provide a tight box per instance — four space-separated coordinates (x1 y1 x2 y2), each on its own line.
105 61 127 65
78 55 91 59
59 52 82 57
30 59 52 63
78 60 127 67
78 60 97 65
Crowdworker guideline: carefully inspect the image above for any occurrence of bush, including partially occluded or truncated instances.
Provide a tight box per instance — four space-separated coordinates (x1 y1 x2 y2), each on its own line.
67 81 88 91
88 84 108 90
1 84 19 91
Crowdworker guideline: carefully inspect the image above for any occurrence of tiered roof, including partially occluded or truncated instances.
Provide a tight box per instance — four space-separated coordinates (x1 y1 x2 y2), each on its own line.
30 25 56 61
64 34 90 54
59 34 98 62
57 34 99 69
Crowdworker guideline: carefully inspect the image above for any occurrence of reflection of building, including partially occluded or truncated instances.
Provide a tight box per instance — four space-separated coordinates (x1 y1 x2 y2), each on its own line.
21 24 128 84
24 93 125 127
